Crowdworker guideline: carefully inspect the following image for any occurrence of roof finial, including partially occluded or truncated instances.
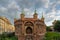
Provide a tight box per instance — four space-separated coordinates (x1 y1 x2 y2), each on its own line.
35 8 36 13
34 8 37 15
42 12 44 18
21 7 24 15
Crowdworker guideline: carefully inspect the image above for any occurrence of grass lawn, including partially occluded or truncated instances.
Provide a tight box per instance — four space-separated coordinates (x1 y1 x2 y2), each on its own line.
0 32 60 40
45 32 60 40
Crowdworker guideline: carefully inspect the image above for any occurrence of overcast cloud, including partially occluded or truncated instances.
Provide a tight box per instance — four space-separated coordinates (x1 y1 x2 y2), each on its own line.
0 0 60 26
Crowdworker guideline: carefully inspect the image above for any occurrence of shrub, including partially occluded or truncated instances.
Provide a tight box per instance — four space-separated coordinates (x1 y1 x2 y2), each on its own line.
44 32 60 40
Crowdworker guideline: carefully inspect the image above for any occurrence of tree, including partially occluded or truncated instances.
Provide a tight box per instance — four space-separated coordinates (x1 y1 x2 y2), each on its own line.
46 26 52 31
54 20 60 32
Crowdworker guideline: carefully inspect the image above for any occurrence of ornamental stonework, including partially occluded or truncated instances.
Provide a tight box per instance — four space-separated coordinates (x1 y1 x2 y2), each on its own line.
14 11 46 40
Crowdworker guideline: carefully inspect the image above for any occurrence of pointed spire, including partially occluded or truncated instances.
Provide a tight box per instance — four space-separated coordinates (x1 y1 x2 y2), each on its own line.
33 8 38 19
42 12 44 18
34 9 36 13
20 8 25 20
41 12 45 22
21 8 25 15
34 8 38 15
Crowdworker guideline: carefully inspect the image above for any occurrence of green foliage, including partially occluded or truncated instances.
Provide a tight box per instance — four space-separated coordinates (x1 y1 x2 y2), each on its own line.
44 32 60 40
54 20 60 32
46 27 52 31
0 32 18 40
0 32 60 40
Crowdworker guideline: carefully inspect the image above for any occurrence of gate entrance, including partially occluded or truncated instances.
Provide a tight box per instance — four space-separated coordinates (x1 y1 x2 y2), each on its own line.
26 27 32 34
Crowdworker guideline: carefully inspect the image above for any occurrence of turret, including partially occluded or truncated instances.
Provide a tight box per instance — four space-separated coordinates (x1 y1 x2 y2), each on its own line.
33 9 38 19
41 12 44 22
20 9 25 20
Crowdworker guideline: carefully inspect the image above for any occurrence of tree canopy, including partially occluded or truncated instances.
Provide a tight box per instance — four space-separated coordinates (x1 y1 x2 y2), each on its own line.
54 20 60 32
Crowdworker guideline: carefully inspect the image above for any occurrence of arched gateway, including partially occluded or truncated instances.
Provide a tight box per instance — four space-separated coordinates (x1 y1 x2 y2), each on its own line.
25 22 33 40
14 10 46 40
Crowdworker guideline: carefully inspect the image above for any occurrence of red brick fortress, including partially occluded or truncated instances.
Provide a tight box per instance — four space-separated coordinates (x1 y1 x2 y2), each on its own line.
14 10 46 40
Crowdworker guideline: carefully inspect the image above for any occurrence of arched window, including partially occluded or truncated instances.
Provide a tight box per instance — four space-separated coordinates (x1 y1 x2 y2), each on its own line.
25 21 34 26
26 27 32 34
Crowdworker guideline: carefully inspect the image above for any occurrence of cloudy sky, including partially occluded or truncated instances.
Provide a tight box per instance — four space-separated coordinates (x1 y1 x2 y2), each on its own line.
0 0 60 26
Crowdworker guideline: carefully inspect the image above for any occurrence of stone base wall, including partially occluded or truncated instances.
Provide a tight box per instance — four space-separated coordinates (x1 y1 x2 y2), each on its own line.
18 35 45 40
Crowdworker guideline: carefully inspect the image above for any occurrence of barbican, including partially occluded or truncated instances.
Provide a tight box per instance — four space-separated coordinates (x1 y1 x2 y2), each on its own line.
14 10 46 40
